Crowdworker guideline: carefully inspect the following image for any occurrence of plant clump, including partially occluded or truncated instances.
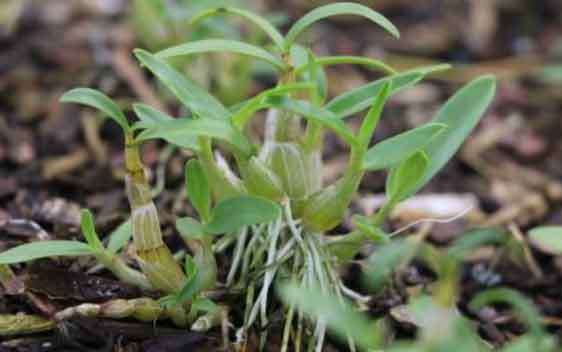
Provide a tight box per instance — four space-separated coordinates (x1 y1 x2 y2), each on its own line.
0 3 497 350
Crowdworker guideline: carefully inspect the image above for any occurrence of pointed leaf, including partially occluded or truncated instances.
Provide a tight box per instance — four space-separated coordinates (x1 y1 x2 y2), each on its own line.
60 88 129 133
190 7 285 49
132 104 199 150
414 75 496 192
0 241 93 264
285 2 399 49
363 123 446 171
386 151 429 202
326 64 451 119
107 218 133 254
137 116 252 156
357 81 392 147
156 39 287 71
185 159 211 222
132 103 173 126
134 49 231 120
204 196 281 234
80 209 103 252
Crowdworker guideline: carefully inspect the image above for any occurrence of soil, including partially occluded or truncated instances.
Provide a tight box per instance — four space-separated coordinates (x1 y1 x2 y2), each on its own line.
1 0 562 351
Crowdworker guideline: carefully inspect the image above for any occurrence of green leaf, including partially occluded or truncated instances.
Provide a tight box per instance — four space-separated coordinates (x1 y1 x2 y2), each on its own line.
326 71 423 119
413 75 496 193
107 218 133 254
134 49 231 121
137 116 252 156
357 81 392 147
132 103 173 126
528 226 562 255
231 82 314 129
363 123 446 171
204 196 281 235
285 2 399 49
160 255 201 308
176 217 206 240
185 159 211 222
386 151 429 202
80 209 103 252
190 7 285 49
0 241 93 264
264 96 357 146
156 39 287 72
132 104 199 151
297 47 328 106
60 88 130 133
279 283 381 350
294 56 396 76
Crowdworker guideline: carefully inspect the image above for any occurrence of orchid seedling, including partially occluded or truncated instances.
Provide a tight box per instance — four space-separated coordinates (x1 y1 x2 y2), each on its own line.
0 2 496 348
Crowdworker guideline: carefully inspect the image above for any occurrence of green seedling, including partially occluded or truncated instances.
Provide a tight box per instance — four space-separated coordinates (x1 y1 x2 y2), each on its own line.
0 2 496 348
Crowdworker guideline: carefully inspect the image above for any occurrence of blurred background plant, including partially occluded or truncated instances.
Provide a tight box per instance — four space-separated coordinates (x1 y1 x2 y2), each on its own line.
131 0 286 105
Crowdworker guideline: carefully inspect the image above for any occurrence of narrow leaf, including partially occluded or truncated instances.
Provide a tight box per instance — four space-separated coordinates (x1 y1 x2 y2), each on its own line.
134 49 231 121
326 71 423 119
60 88 129 133
0 241 93 264
363 123 446 171
185 159 211 222
132 103 173 126
279 283 380 350
137 116 252 156
357 81 392 147
386 151 429 202
204 196 281 235
80 209 103 252
107 218 133 254
413 75 496 193
156 39 287 71
326 64 451 119
132 104 199 151
190 7 285 49
294 56 396 76
285 2 399 49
